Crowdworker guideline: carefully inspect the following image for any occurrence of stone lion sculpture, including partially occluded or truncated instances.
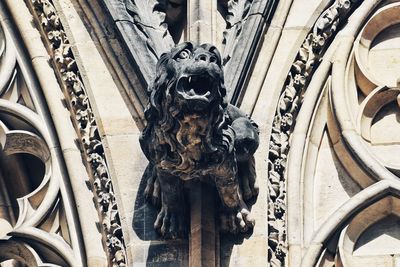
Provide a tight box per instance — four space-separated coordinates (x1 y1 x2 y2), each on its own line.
140 42 259 239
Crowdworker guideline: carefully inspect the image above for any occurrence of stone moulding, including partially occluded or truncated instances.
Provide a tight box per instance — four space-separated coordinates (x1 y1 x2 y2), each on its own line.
27 0 127 266
267 0 361 265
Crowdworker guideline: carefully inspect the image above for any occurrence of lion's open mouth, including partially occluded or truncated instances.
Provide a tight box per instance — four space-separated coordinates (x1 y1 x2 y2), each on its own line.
176 74 216 102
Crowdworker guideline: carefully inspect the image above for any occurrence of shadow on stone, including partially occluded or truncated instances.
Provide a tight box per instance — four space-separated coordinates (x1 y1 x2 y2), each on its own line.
145 241 189 267
132 174 257 266
219 215 255 267
132 173 159 241
132 175 189 266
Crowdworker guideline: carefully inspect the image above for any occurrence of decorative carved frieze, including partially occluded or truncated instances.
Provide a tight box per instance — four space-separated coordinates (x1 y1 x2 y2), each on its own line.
29 0 127 266
267 0 360 265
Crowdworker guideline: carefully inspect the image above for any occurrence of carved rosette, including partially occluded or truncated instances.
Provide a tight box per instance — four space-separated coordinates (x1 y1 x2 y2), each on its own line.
28 0 127 266
267 0 360 265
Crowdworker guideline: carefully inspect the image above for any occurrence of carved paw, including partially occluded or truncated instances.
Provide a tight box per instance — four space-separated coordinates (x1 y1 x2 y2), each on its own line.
220 207 255 234
154 206 186 239
144 177 161 207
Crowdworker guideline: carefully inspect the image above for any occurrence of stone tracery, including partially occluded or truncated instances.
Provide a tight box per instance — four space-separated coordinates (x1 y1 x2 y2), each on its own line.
0 18 83 266
266 1 362 265
29 0 128 265
280 1 400 266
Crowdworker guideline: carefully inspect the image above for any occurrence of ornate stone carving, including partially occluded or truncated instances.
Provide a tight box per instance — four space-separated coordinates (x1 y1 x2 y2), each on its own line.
140 42 260 238
125 0 174 59
267 0 360 265
223 0 253 65
0 100 80 266
223 0 278 102
29 0 127 265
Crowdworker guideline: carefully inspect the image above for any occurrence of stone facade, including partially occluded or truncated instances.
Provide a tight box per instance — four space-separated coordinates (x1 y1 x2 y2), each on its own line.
0 0 400 266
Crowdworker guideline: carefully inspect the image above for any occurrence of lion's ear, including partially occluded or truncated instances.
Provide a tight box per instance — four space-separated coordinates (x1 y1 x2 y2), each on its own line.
159 52 168 59
157 53 169 69
154 53 171 85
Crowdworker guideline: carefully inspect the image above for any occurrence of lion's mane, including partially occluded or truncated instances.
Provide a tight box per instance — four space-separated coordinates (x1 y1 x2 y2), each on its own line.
140 43 235 176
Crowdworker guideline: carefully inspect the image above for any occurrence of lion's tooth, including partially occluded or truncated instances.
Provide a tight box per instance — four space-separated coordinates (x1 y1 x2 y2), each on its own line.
204 92 210 97
189 89 196 95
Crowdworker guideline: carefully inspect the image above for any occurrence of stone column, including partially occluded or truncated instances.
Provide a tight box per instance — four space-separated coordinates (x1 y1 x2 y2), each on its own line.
187 1 219 266
189 181 219 267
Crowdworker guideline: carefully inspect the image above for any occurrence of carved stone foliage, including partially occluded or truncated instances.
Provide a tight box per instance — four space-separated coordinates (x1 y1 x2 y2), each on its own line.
139 42 260 238
0 16 83 266
100 0 175 86
223 0 278 103
223 0 253 65
267 0 361 266
125 0 174 60
99 0 278 107
28 0 127 266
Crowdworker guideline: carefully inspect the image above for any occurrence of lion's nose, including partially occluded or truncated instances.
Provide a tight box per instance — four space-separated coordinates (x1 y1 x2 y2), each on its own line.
195 53 217 63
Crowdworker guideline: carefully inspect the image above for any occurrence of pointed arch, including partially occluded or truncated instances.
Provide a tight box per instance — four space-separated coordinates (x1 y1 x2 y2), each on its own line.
301 180 400 266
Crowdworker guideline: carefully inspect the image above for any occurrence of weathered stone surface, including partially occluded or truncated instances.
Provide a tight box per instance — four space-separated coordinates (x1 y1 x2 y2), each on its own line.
101 0 175 85
224 0 279 104
7 0 400 266
139 42 260 239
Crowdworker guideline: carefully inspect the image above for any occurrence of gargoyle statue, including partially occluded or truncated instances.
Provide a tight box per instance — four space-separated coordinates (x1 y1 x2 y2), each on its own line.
140 42 260 239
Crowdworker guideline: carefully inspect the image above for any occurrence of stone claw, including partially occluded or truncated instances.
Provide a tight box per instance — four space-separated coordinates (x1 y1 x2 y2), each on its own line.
220 207 254 234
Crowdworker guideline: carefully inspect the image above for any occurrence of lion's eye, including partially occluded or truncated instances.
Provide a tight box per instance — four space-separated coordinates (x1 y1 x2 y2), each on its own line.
178 49 191 60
